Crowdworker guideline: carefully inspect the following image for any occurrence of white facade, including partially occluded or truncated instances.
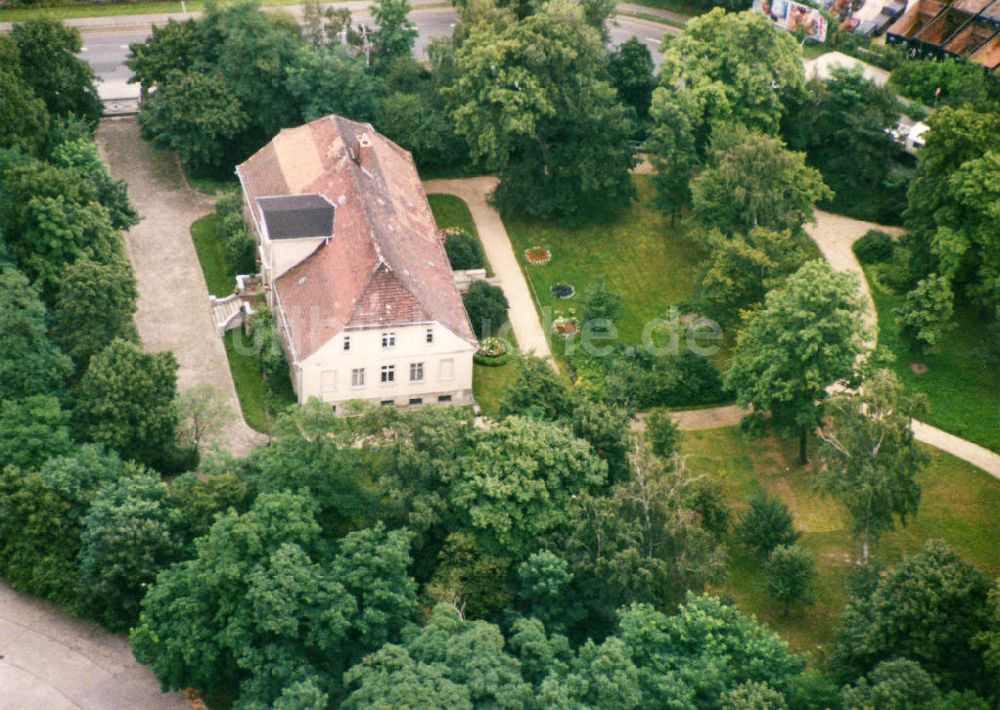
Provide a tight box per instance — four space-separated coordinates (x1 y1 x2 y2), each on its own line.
292 321 476 410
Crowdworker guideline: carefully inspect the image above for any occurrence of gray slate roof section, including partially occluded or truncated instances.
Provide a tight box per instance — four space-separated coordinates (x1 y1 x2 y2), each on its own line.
258 194 335 240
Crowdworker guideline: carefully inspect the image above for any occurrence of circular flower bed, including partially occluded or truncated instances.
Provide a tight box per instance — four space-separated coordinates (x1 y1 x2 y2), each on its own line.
525 246 552 265
550 283 575 299
474 336 513 366
551 316 578 339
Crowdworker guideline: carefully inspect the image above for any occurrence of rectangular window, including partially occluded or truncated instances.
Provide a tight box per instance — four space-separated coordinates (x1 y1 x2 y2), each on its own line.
437 394 452 403
321 370 337 393
381 332 396 348
351 368 365 388
410 362 424 382
343 336 350 352
439 359 454 382
380 399 394 406
381 365 395 383
426 328 434 344
408 397 423 406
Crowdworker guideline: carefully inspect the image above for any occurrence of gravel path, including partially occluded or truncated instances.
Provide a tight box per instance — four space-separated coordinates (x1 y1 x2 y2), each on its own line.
424 178 556 369
804 209 905 340
97 117 265 457
0 582 191 710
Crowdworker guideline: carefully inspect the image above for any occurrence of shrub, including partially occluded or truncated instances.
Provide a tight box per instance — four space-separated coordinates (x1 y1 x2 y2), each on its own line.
473 337 512 366
213 193 256 275
897 274 955 354
853 230 895 264
767 544 816 614
735 492 800 558
579 275 622 327
646 408 681 460
658 352 726 407
445 231 485 271
463 281 509 339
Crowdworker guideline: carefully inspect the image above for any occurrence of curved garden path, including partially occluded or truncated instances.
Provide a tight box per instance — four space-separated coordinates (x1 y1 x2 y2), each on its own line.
97 117 265 457
423 177 556 369
429 177 1000 478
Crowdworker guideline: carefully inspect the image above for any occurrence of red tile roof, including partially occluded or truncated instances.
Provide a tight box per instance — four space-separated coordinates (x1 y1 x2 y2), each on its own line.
236 115 477 361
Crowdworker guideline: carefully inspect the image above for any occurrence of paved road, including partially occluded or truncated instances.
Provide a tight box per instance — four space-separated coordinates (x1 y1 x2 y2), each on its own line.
424 177 556 368
96 117 266 456
0 582 190 710
62 2 672 101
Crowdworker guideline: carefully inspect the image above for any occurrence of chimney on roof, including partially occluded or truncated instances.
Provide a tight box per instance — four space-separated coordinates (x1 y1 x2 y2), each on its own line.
356 132 374 171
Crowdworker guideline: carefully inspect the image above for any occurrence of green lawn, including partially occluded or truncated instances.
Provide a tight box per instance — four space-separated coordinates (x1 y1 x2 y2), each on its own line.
682 427 1000 654
473 361 519 416
427 193 495 276
866 268 1000 453
190 215 232 297
189 214 295 433
504 176 725 356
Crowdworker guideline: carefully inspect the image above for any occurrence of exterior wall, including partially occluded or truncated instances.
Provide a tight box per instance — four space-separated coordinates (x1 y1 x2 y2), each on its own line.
297 321 476 410
239 190 325 284
265 237 326 281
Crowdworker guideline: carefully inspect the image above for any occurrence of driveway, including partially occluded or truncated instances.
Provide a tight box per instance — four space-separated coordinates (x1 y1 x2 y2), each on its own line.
424 177 556 369
0 583 190 710
97 117 264 456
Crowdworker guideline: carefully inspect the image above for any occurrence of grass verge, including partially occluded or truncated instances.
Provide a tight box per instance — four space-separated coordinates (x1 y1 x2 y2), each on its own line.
473 360 519 416
1 0 311 23
190 215 231 297
682 426 1000 654
190 213 295 433
866 268 999 453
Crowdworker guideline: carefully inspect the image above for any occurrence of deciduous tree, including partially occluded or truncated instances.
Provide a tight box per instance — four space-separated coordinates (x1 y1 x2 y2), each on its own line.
691 126 831 238
457 417 607 559
766 544 816 615
78 472 189 631
830 540 995 696
50 257 138 371
175 384 235 453
654 9 805 153
0 396 74 470
0 265 72 400
0 38 49 155
371 0 418 64
734 491 800 558
786 68 905 223
449 0 636 221
897 273 956 355
0 445 137 605
816 370 927 564
10 19 102 126
904 106 1000 311
725 260 867 463
74 339 180 470
608 37 656 126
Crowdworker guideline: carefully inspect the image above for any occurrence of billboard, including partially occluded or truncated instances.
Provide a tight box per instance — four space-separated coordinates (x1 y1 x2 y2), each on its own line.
754 0 829 42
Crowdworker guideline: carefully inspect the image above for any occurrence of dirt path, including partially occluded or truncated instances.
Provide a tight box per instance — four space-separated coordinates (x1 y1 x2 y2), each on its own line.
97 118 264 457
424 177 556 368
0 582 191 710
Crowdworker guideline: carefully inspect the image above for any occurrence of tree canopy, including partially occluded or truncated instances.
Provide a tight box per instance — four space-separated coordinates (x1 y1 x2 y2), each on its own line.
448 0 636 221
725 260 867 462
